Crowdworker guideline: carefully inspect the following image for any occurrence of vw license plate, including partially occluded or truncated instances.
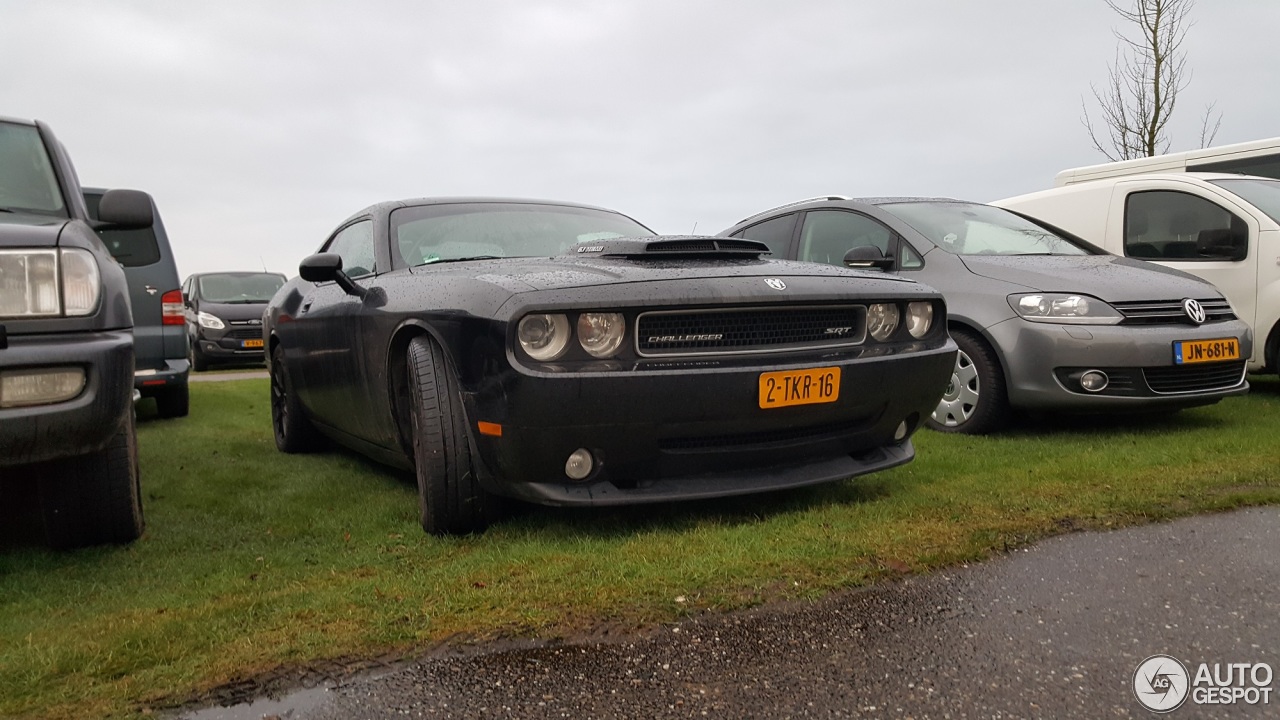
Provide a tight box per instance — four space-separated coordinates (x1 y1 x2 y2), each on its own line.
1174 338 1238 365
241 339 264 349
759 367 840 409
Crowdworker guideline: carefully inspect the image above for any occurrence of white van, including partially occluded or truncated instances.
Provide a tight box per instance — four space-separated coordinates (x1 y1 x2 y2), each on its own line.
996 143 1280 375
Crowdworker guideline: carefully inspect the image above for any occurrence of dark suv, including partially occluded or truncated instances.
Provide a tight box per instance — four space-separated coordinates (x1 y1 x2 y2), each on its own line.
1 116 152 547
84 188 189 417
183 271 286 370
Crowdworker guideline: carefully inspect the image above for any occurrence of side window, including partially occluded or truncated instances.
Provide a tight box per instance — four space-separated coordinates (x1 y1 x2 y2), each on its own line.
899 241 924 269
322 220 376 277
731 214 797 256
1124 191 1248 262
797 210 894 266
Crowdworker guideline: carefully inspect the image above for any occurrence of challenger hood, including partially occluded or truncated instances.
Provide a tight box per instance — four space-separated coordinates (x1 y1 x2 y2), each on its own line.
958 254 1220 301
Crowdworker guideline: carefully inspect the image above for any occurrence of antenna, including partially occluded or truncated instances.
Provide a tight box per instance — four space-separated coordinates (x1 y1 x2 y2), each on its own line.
260 255 267 272
691 221 698 235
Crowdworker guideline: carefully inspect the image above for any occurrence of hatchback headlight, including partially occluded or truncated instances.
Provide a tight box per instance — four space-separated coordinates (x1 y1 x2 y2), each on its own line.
867 303 900 341
577 312 625 358
1009 293 1123 325
197 311 225 330
906 301 934 338
518 313 570 361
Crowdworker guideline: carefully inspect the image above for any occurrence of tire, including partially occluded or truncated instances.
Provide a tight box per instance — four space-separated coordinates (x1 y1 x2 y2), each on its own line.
154 385 190 418
926 329 1010 434
190 342 209 372
38 414 144 549
406 336 500 535
270 345 322 453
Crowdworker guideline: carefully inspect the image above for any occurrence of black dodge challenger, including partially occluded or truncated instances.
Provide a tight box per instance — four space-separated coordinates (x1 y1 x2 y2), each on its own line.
264 198 957 535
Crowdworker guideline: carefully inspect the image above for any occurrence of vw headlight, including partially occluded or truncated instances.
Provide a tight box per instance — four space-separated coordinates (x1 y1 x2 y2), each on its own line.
197 311 226 330
518 313 570 361
577 312 625 358
906 301 934 338
1009 293 1122 325
867 303 900 341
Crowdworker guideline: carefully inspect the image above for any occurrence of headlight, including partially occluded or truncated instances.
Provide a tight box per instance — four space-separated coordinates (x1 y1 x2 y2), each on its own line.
906 301 934 338
0 249 102 319
577 312 625 358
867 303 900 341
1008 293 1122 325
60 248 101 316
518 313 570 361
197 311 226 330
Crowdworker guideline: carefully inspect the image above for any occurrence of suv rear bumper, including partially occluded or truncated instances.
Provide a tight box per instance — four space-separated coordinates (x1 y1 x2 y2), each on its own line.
0 330 134 467
135 358 190 398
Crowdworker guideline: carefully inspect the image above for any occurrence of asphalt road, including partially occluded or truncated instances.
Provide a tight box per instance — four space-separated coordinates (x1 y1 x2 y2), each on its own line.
184 506 1280 719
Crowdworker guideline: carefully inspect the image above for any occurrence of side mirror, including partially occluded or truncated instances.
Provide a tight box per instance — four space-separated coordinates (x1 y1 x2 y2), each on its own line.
96 189 154 229
299 252 367 298
843 246 894 270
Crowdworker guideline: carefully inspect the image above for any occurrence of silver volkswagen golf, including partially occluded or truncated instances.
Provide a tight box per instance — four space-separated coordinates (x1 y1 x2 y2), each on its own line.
722 197 1253 434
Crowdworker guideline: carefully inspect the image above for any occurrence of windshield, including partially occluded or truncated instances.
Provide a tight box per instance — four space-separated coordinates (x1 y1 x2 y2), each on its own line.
883 201 1092 256
1208 178 1280 225
390 202 655 268
0 122 66 216
198 273 286 303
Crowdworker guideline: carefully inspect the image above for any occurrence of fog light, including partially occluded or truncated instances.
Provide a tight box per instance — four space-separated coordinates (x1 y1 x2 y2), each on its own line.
1080 370 1109 392
565 448 594 481
0 368 86 408
894 420 908 441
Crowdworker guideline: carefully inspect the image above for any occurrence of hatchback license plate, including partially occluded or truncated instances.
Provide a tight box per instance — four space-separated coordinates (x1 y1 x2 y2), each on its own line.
242 339 264 349
759 367 840 409
1174 338 1238 365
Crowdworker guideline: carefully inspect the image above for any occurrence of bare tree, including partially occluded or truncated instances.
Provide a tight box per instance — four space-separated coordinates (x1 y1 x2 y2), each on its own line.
1082 0 1220 160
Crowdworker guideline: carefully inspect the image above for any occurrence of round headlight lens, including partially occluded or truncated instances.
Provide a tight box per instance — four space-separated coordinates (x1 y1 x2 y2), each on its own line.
518 313 570 361
867 303 900 341
577 312 626 358
906 301 934 338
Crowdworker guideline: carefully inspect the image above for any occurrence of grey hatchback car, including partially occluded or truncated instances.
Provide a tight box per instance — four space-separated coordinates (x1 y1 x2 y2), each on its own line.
722 197 1252 433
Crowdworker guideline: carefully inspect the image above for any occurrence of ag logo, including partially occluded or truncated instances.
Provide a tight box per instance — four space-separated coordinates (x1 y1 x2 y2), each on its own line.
765 278 786 291
1134 654 1190 713
1182 298 1206 325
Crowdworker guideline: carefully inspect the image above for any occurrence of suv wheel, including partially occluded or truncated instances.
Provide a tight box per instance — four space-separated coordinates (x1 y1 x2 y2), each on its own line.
189 343 209 372
38 415 144 549
154 385 190 418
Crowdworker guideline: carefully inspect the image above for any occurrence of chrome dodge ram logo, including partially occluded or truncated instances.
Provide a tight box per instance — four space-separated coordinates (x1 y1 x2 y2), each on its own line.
765 278 786 291
1182 298 1206 325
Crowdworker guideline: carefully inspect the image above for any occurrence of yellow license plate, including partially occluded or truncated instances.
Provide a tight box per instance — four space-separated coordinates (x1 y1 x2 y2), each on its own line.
759 367 840 409
1174 338 1239 365
241 339 264 348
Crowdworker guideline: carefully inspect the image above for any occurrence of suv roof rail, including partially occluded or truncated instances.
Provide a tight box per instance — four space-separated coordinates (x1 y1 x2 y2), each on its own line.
733 195 851 226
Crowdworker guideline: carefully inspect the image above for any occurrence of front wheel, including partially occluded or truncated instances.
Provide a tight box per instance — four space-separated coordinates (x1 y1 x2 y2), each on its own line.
270 345 322 453
926 330 1009 434
406 336 500 535
38 414 144 549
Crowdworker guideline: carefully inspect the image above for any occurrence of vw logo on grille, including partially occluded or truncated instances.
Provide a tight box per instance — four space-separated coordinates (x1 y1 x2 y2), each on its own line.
1182 298 1206 325
765 278 787 291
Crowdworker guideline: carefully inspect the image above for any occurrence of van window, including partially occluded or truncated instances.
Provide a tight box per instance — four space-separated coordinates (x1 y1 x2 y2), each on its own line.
1208 178 1280 225
1123 191 1248 262
84 192 162 267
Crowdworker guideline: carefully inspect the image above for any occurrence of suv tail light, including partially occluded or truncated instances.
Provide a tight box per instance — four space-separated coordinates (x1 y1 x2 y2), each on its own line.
161 289 184 325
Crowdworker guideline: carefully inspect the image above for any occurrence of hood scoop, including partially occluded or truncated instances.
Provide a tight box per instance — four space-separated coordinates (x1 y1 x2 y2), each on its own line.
569 235 770 260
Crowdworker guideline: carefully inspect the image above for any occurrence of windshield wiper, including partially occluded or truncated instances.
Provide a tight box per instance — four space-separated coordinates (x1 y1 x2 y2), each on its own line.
419 255 504 265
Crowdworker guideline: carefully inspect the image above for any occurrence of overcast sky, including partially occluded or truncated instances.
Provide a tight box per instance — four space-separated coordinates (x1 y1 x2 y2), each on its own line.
4 0 1277 278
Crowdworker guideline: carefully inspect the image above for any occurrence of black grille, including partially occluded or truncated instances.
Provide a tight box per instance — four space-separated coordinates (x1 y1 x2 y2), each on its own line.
1143 361 1247 394
1113 298 1235 325
643 239 766 254
636 305 864 356
226 327 263 341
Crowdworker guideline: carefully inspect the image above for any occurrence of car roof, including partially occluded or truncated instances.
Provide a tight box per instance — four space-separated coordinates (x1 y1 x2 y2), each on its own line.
732 195 975 227
340 196 628 226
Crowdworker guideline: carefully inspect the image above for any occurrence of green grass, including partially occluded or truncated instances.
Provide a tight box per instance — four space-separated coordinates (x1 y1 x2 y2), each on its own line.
2 376 1279 719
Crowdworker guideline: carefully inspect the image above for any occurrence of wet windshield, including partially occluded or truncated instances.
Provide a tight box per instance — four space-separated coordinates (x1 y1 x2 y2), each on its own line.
391 202 655 268
198 273 286 303
883 201 1093 256
0 121 66 216
1209 178 1280 225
